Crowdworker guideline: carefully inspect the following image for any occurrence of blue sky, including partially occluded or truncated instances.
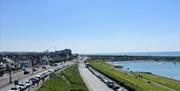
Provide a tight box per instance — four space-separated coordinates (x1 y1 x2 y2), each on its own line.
0 0 180 53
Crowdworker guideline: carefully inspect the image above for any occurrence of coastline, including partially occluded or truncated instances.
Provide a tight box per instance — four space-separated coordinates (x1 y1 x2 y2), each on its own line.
108 60 180 81
88 60 180 91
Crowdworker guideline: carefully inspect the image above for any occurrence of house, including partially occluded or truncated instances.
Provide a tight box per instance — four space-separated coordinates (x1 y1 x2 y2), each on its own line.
41 55 50 65
0 62 6 69
19 59 32 69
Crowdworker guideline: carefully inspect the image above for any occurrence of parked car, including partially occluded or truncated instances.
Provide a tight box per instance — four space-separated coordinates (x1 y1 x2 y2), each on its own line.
33 68 37 71
48 69 54 72
9 87 20 91
35 76 41 81
102 78 108 83
22 68 26 71
42 66 46 69
54 68 58 72
98 75 104 80
50 64 53 66
16 83 26 91
25 80 32 87
54 64 58 67
24 70 30 75
41 72 48 78
117 88 123 91
106 81 115 88
43 71 50 75
112 84 120 91
85 63 90 68
95 73 101 78
29 78 38 84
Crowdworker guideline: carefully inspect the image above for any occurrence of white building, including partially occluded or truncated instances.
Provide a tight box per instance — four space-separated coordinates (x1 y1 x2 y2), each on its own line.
42 56 50 65
19 59 32 69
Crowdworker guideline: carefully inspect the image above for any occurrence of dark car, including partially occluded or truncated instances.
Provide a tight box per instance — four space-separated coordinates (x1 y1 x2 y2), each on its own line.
33 68 37 71
42 66 46 69
107 81 115 88
54 64 57 67
50 64 53 66
29 78 38 84
112 84 120 91
85 63 90 68
24 70 30 75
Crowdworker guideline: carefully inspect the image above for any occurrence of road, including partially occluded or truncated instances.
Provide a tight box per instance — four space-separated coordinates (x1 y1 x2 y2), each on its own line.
0 61 73 91
0 65 52 89
79 63 113 91
0 70 24 87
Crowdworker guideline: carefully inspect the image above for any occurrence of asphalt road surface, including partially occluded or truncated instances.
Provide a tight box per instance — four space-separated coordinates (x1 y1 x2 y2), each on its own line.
79 63 113 91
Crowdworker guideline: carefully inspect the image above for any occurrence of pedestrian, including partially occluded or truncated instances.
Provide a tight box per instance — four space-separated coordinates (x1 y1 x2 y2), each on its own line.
32 82 35 87
42 77 45 82
37 80 40 86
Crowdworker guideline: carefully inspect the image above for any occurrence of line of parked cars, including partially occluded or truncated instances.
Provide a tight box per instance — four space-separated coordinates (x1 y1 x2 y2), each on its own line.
9 70 50 91
9 64 65 91
86 63 124 91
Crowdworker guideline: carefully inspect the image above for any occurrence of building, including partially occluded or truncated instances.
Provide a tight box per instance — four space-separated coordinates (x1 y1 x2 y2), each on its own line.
41 55 50 65
19 59 32 69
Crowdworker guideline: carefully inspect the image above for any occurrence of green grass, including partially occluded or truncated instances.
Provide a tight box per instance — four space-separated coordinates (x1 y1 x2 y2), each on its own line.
134 72 180 91
62 64 88 90
89 60 175 91
37 64 88 91
37 73 70 91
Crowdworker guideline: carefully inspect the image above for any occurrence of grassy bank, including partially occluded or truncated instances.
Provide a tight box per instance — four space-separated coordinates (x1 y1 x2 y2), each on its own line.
89 60 180 91
37 73 70 91
134 72 180 91
37 64 88 91
62 64 88 90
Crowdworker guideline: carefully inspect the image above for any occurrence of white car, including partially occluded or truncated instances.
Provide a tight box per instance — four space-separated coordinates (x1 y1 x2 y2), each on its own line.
117 88 123 91
35 74 41 79
103 79 108 83
35 74 41 77
16 83 26 90
48 69 54 72
25 81 32 87
95 73 101 78
9 87 20 91
43 71 50 76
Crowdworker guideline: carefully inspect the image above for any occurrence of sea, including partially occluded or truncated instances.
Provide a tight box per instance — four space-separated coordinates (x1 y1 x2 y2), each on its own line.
89 51 180 56
89 51 180 80
109 60 180 80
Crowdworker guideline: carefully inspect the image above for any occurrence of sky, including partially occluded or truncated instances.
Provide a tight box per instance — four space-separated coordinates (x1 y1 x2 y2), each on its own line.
0 0 180 53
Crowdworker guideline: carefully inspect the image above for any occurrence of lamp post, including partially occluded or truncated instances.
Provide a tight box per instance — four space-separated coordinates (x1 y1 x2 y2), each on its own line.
9 63 12 83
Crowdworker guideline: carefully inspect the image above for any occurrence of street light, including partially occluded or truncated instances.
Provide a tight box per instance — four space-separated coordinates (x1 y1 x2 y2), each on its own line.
9 63 12 83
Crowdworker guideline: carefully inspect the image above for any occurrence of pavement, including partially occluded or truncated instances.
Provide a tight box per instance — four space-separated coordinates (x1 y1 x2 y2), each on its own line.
78 63 113 91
